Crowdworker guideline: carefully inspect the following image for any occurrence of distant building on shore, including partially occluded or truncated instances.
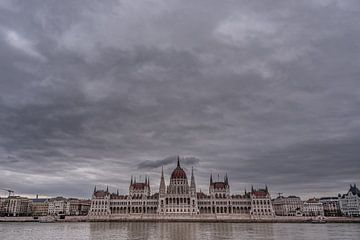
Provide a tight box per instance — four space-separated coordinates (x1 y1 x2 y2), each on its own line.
89 157 275 218
31 197 49 216
319 197 341 217
6 196 32 217
303 198 324 216
48 197 91 216
273 195 303 216
339 184 360 217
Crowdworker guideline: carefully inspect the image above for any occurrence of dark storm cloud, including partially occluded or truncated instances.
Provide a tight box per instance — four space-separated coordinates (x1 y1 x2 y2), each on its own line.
0 0 360 199
137 156 200 169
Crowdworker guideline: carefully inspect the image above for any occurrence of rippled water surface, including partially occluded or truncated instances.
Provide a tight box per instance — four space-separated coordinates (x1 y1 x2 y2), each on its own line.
1 222 360 240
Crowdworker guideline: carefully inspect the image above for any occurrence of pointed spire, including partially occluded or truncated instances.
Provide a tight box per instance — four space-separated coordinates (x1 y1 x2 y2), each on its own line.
210 173 213 185
177 156 180 167
265 185 268 192
106 186 109 192
148 177 150 186
93 186 97 193
116 189 119 195
245 188 247 194
225 173 229 185
190 166 196 191
145 176 148 185
251 185 254 192
130 176 133 185
159 166 166 195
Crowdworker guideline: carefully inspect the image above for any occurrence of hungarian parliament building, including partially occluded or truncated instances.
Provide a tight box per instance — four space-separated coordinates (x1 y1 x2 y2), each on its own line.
89 157 275 217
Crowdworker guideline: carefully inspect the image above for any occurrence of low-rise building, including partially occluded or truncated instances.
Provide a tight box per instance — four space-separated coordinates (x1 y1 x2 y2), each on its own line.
66 198 91 215
273 195 303 216
6 196 31 216
0 197 8 216
31 197 49 216
319 197 341 217
48 197 68 215
339 184 360 217
303 198 324 216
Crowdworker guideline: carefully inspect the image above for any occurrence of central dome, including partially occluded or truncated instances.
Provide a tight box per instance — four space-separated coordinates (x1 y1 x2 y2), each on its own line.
170 157 187 179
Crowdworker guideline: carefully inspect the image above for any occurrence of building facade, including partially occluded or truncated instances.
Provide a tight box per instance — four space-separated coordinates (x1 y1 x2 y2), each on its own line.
249 186 275 218
339 184 360 217
89 158 274 218
0 197 8 216
67 198 91 216
31 198 49 216
303 198 324 216
273 195 303 216
6 196 31 216
319 197 341 217
48 197 68 215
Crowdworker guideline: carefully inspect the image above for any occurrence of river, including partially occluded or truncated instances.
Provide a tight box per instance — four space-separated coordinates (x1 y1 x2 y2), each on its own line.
1 222 359 240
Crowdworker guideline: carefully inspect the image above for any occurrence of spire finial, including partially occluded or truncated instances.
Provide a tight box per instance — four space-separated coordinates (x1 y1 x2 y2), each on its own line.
210 173 213 184
106 186 109 192
177 156 180 167
93 186 97 193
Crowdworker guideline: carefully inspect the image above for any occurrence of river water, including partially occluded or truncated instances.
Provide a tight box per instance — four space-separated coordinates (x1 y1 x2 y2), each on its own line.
0 222 359 240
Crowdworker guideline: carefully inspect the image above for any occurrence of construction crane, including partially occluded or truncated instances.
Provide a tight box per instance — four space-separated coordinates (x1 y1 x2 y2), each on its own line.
1 189 14 197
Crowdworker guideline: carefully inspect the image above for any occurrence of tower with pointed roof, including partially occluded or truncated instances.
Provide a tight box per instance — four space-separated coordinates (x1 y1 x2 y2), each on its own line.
129 175 150 199
159 166 166 195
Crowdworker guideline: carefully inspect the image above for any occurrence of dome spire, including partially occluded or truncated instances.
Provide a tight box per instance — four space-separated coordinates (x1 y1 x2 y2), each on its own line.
177 156 180 167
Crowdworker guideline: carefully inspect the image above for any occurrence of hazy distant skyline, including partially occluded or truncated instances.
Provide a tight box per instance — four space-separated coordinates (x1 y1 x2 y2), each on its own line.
0 0 360 199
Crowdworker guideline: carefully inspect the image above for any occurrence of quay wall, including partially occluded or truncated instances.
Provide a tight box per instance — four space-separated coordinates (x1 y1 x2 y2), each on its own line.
1 215 360 223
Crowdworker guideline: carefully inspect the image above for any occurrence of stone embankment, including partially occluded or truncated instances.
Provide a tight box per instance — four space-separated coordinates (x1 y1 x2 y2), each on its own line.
1 215 360 223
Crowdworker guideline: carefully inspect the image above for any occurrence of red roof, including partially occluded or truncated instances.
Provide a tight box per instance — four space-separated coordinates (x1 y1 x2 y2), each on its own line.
213 182 226 189
94 191 108 198
132 183 147 190
252 190 268 197
171 166 187 179
110 195 128 200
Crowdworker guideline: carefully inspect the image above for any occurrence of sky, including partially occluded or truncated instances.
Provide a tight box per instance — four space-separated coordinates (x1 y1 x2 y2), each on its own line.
0 0 359 199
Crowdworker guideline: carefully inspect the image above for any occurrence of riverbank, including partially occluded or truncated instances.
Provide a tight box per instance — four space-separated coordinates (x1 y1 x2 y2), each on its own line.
1 215 360 223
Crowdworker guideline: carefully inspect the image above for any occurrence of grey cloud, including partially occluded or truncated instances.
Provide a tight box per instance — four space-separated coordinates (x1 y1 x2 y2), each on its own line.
0 0 359 198
137 156 200 169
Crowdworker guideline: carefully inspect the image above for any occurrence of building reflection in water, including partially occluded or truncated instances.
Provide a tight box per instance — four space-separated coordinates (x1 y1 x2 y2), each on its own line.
88 222 277 240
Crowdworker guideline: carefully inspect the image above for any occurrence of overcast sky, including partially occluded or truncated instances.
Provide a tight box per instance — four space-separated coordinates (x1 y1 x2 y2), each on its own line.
0 0 359 199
